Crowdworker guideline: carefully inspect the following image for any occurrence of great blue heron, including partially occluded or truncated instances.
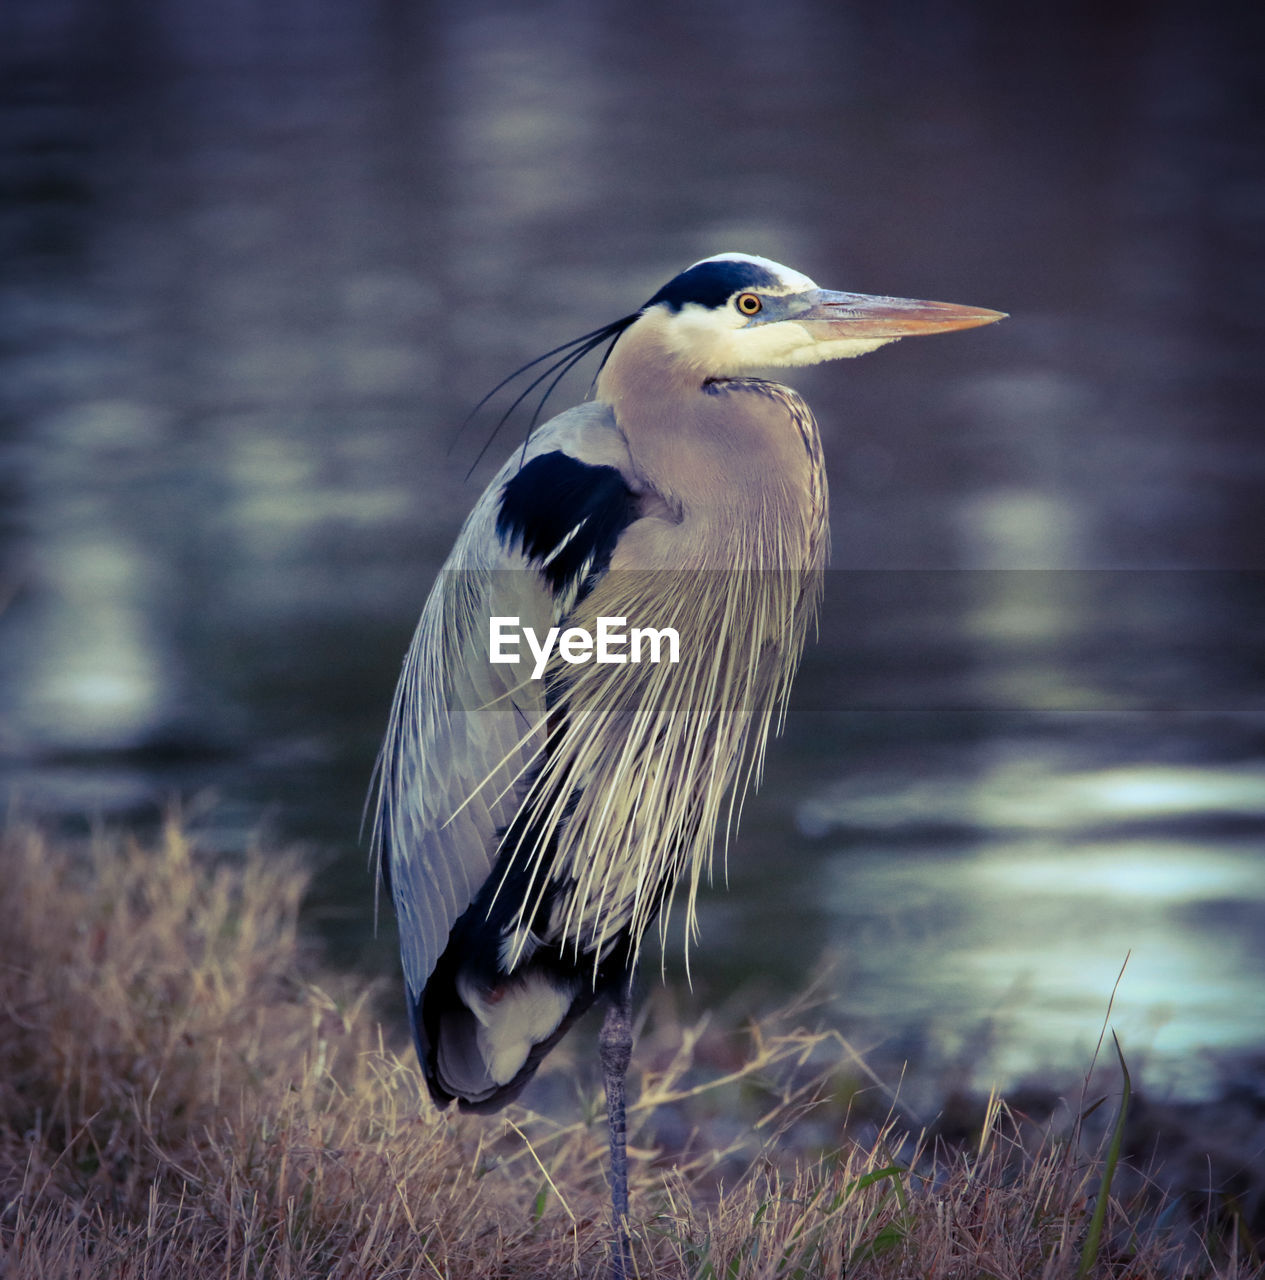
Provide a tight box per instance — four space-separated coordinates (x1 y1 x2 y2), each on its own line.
371 253 1003 1276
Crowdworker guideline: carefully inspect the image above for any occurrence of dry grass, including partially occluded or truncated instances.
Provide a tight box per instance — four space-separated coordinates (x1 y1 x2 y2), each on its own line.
0 819 1258 1278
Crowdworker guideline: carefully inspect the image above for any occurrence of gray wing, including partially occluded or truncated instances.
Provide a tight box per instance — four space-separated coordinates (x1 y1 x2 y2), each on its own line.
370 400 636 1001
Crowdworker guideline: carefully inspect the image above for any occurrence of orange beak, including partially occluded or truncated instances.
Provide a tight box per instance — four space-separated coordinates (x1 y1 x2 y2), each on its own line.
798 290 1007 339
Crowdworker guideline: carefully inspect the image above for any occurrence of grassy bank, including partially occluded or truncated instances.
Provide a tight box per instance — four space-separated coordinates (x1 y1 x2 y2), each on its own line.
0 820 1257 1278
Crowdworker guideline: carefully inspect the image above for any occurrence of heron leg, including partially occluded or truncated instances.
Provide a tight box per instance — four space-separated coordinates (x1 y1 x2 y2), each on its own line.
599 981 634 1279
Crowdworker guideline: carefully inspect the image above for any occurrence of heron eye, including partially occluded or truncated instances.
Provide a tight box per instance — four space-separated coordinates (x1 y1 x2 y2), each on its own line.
735 293 763 316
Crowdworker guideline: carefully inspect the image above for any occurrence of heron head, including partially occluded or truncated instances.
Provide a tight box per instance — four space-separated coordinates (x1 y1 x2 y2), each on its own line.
463 253 1004 472
635 252 1005 375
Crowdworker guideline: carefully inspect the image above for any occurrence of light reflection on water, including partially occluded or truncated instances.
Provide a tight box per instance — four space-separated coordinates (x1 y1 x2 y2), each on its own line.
800 760 1265 1098
801 761 1265 836
1 3 1263 1100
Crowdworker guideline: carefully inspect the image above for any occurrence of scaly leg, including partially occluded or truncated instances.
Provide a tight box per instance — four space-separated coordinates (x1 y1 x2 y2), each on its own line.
599 982 634 1279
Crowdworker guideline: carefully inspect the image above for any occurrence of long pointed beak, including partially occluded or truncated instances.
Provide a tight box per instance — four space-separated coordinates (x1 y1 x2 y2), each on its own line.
800 289 1007 339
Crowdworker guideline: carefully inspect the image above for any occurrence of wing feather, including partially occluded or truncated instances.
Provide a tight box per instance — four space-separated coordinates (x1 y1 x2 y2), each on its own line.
370 401 637 999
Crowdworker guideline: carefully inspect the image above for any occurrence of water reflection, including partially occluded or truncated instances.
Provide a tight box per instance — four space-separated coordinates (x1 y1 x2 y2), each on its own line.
30 536 169 746
1 2 1262 1100
802 760 1265 836
801 751 1265 1097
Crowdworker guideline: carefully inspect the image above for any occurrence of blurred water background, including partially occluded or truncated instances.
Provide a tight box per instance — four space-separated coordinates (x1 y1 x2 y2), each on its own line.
2 1 1263 1103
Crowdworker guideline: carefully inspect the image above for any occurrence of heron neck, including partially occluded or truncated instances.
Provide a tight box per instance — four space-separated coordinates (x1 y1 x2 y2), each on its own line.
596 324 825 570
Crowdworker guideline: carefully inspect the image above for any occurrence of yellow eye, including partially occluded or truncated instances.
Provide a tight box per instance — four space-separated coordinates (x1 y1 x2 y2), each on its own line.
735 293 763 316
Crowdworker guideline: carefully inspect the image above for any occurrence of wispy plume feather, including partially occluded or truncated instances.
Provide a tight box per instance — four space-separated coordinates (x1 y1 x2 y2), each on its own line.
494 380 828 980
458 316 639 477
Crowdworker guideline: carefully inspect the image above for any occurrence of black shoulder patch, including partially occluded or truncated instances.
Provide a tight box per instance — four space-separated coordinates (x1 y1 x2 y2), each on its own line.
645 259 782 313
496 451 639 599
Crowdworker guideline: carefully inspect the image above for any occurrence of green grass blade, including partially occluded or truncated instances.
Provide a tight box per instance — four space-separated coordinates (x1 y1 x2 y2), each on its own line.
1076 1032 1132 1279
